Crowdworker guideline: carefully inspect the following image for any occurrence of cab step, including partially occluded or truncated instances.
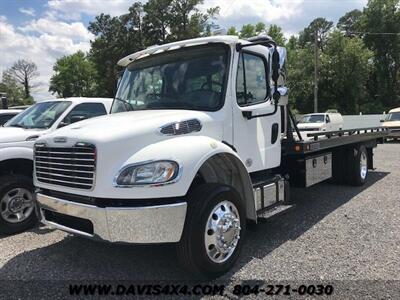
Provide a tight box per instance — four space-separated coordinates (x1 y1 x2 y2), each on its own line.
257 204 294 219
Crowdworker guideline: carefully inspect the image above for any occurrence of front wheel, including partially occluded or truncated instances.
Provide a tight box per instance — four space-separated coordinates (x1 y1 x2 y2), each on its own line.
176 183 246 279
0 175 37 235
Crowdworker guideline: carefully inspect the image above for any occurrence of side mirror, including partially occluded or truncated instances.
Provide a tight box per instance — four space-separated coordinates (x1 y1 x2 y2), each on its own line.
70 115 88 124
380 119 385 123
58 115 88 128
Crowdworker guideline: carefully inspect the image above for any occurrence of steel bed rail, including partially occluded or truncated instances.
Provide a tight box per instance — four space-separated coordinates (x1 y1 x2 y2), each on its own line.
306 127 388 141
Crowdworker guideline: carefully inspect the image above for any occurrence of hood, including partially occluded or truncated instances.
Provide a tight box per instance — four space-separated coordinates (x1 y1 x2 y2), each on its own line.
297 122 324 130
382 120 400 128
0 127 45 143
39 109 223 146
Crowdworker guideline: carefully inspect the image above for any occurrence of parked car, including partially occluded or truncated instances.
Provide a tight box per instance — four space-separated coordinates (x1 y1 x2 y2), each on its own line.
0 109 23 126
381 107 400 141
0 97 112 235
297 112 344 133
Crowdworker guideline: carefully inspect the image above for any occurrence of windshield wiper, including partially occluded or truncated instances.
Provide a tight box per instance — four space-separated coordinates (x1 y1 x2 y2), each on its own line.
114 97 134 111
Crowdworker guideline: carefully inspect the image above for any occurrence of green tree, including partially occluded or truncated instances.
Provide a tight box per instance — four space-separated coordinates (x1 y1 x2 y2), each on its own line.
255 22 266 34
239 24 256 38
0 73 26 106
337 9 363 37
143 0 173 44
360 0 400 110
299 17 333 51
267 24 286 45
286 47 315 112
227 26 238 36
286 35 299 50
3 59 38 99
169 0 219 39
88 3 145 97
319 31 373 114
88 1 218 97
49 51 98 98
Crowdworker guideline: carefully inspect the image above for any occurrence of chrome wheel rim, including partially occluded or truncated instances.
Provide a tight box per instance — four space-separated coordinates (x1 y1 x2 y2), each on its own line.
204 200 241 263
0 188 34 224
360 151 368 180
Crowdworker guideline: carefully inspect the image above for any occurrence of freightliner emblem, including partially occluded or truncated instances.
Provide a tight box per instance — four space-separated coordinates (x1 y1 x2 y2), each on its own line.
53 137 67 143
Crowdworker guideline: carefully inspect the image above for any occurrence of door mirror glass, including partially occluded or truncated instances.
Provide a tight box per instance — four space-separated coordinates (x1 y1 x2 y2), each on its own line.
70 114 88 124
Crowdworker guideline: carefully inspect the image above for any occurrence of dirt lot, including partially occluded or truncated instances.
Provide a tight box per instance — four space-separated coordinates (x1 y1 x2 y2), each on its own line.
1 144 399 299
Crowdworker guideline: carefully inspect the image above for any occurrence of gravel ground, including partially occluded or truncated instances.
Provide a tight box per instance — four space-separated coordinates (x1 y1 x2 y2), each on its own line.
0 143 399 299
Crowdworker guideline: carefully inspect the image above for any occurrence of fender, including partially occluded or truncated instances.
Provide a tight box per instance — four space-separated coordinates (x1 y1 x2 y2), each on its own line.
111 135 256 220
0 146 33 162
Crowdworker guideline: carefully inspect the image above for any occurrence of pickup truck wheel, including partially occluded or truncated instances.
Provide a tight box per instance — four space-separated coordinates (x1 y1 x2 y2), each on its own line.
346 145 368 186
0 175 37 235
176 183 246 279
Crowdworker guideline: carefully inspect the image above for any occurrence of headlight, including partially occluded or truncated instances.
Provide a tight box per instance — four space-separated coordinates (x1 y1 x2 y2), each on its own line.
115 160 179 186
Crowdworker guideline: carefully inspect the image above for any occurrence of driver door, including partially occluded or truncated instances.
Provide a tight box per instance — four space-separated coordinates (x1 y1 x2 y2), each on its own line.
232 48 281 173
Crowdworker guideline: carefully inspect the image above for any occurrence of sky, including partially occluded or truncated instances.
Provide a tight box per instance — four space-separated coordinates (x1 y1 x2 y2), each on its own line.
0 0 368 100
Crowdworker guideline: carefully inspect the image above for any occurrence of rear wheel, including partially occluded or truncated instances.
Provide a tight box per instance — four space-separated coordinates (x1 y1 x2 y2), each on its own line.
345 145 368 186
0 175 37 235
176 183 246 279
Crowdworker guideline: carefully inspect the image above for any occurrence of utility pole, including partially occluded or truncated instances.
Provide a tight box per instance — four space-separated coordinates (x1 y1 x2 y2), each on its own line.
314 31 319 113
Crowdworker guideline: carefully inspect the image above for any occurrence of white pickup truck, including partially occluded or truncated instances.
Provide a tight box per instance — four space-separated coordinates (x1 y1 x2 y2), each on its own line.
0 97 112 235
34 36 387 278
0 109 24 126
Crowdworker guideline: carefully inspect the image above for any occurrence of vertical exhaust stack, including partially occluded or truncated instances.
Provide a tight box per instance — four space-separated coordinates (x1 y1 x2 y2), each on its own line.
1 94 8 109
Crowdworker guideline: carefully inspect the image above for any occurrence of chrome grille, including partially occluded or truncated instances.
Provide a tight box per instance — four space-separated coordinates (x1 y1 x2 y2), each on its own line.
159 119 202 135
34 144 96 190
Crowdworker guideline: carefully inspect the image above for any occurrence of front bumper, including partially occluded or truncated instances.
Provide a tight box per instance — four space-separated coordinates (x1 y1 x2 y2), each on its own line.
387 127 400 138
37 193 187 243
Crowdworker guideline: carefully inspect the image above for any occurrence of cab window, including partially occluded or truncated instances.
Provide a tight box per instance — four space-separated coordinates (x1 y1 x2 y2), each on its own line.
326 115 331 123
59 103 107 127
236 52 268 106
0 114 15 126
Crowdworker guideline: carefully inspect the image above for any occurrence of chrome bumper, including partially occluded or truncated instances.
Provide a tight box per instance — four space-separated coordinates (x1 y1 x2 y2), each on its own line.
37 193 187 243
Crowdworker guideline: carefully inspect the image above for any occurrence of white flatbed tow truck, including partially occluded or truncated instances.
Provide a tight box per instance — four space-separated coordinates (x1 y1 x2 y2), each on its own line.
33 36 387 278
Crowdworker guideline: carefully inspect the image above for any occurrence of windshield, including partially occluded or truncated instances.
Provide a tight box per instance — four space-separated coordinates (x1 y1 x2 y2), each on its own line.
5 101 71 129
300 115 325 123
386 112 400 121
112 44 229 113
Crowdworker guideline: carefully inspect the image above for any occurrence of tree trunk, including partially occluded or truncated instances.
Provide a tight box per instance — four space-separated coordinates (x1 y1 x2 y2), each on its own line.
24 75 30 98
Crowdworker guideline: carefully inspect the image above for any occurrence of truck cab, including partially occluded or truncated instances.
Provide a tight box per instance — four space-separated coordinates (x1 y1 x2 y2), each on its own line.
0 97 112 235
0 109 23 126
34 36 386 278
297 112 343 133
381 107 400 141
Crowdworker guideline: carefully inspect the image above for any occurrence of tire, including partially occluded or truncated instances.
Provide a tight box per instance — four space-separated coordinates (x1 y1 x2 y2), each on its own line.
0 175 37 235
176 183 246 279
345 145 368 186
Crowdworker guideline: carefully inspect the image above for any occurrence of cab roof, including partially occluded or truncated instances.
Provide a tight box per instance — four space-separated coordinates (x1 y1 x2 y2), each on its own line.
37 97 114 112
389 107 400 113
117 35 243 67
0 109 22 114
37 97 113 104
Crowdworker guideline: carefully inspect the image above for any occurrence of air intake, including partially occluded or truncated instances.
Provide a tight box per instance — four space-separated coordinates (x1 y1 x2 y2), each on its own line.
159 119 202 136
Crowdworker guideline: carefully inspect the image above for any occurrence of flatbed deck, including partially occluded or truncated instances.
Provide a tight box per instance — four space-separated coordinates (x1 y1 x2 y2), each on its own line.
283 127 388 155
